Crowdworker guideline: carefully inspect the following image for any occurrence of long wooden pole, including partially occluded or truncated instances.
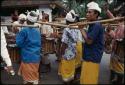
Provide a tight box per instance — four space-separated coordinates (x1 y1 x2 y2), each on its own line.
1 17 124 29
69 17 124 26
37 21 78 29
1 23 39 28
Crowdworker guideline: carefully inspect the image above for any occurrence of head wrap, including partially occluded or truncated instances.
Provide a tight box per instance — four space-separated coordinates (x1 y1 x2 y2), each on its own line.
27 11 38 23
65 10 79 22
87 1 101 13
19 14 26 20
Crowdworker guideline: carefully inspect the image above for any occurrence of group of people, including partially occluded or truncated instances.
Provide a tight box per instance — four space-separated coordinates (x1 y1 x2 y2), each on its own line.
1 1 124 85
58 2 104 84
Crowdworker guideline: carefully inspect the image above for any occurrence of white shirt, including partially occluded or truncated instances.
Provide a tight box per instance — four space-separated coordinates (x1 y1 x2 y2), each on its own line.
13 21 27 31
1 28 12 66
42 24 53 37
1 26 9 34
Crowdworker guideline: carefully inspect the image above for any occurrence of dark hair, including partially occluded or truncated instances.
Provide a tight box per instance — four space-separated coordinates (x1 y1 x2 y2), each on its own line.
27 20 34 25
42 11 44 14
94 10 100 18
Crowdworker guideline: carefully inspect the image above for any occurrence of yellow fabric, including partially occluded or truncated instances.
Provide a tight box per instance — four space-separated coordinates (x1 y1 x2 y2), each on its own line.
80 61 99 84
59 58 76 80
75 41 83 68
110 57 124 74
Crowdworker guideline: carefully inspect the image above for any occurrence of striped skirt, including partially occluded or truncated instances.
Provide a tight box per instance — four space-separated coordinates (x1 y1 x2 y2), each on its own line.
18 62 39 84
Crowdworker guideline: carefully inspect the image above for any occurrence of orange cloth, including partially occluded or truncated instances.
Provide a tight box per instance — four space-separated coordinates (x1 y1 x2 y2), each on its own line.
18 62 39 81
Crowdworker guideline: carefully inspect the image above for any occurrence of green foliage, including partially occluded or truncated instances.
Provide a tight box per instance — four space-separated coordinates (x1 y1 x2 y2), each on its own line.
62 0 123 18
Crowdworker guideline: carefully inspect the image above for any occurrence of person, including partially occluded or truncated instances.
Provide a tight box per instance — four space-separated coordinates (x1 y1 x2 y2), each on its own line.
79 1 104 84
1 28 14 75
103 3 124 84
12 13 27 33
11 10 19 22
41 16 53 37
16 11 41 84
58 9 83 83
39 11 49 22
40 16 53 73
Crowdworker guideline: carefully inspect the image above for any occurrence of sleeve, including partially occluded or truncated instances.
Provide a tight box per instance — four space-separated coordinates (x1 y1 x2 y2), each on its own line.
16 29 26 48
87 24 100 41
1 28 12 66
2 26 9 34
77 29 85 43
61 28 68 44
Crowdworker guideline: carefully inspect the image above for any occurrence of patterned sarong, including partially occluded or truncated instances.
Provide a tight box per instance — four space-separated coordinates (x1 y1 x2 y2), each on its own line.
18 62 39 83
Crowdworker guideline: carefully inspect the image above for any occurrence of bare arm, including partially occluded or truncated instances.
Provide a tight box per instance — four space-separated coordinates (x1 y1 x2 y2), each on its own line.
103 3 115 18
79 29 93 44
105 10 115 19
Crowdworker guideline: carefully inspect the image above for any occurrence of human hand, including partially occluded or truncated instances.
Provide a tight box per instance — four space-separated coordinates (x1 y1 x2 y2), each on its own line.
102 2 109 11
78 24 85 29
5 66 15 75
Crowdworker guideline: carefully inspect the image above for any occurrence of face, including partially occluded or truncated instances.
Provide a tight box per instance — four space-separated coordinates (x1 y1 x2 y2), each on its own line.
86 9 98 21
19 19 25 24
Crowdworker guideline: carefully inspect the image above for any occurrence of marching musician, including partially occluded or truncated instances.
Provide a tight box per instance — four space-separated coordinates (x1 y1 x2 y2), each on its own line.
12 13 27 33
58 9 83 83
79 1 104 84
16 11 41 84
103 3 124 84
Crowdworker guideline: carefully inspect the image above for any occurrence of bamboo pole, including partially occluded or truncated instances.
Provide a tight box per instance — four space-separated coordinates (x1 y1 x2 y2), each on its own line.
55 17 87 21
37 17 124 28
1 23 39 28
69 17 124 26
1 17 124 29
37 21 78 29
1 22 78 29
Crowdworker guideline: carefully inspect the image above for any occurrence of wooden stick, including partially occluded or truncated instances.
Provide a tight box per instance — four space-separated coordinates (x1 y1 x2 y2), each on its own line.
1 23 39 28
55 17 87 21
37 17 124 28
1 22 78 29
1 17 124 29
37 21 78 29
69 17 124 26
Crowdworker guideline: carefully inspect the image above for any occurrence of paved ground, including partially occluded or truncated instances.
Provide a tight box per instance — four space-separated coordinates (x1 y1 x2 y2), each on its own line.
1 53 111 84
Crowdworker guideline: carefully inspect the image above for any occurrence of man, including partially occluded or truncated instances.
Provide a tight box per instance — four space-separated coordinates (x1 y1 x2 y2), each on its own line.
58 9 83 83
16 11 41 84
11 10 19 22
12 13 27 33
103 3 124 84
79 2 104 84
1 28 14 74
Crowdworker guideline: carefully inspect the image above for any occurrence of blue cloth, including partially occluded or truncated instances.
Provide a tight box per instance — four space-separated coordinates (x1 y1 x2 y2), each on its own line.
83 22 104 63
16 27 41 63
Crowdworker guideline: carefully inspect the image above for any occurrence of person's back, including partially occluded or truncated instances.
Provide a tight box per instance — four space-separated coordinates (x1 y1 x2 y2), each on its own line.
16 27 41 63
16 10 41 84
